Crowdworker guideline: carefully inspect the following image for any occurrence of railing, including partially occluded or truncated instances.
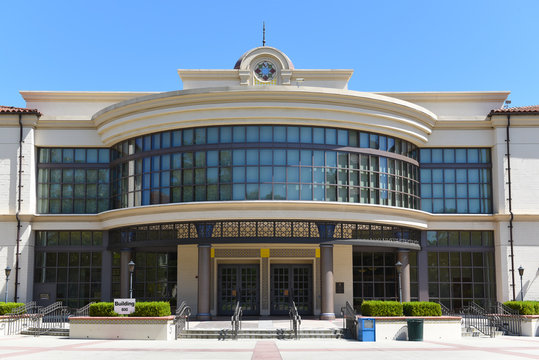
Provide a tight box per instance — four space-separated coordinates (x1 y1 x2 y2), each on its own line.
289 301 301 340
174 301 192 339
492 302 521 336
5 302 40 335
74 302 95 317
461 302 496 337
231 302 242 340
341 301 358 339
436 301 454 316
34 301 70 336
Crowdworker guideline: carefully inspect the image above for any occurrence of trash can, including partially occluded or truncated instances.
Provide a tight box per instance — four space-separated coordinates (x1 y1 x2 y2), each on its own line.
407 319 424 341
357 318 376 341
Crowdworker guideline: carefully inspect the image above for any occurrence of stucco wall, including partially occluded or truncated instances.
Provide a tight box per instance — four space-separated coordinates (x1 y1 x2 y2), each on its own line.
333 245 353 315
177 245 198 315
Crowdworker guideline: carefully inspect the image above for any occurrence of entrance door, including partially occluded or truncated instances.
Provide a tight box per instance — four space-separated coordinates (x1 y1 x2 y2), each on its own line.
270 264 313 315
218 264 259 316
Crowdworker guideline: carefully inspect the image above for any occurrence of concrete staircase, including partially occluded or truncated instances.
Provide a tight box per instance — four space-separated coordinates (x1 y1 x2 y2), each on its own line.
461 326 504 338
20 327 70 336
179 328 346 339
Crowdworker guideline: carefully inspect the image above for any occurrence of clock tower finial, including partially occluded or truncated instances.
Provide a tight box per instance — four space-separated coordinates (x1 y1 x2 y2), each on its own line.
262 22 266 46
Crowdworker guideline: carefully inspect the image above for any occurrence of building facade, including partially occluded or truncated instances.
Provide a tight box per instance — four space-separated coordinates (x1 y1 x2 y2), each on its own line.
1 46 538 318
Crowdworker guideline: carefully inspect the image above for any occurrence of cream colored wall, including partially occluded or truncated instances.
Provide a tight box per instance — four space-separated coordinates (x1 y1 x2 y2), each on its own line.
0 127 19 214
503 127 539 214
177 245 198 314
35 129 105 147
333 245 353 315
21 92 157 120
0 221 33 303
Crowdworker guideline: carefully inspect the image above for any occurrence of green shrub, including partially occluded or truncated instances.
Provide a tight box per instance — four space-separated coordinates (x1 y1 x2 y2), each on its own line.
403 302 441 316
89 302 118 317
504 301 539 315
0 302 25 315
89 301 171 317
361 300 403 316
132 302 171 317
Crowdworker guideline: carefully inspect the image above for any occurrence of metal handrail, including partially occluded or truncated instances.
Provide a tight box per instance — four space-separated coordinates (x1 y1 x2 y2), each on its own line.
74 302 95 317
174 300 192 339
5 301 40 335
341 301 358 339
34 301 70 336
461 302 496 337
492 302 521 336
231 301 242 340
289 301 301 340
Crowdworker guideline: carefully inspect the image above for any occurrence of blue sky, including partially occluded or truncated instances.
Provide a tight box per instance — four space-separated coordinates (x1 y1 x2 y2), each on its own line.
1 0 538 108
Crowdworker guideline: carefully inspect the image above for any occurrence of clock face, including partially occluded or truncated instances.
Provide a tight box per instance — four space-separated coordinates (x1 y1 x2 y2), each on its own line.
254 61 276 81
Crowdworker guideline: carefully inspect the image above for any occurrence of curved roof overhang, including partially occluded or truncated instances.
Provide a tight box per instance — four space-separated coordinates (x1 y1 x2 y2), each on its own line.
91 86 437 146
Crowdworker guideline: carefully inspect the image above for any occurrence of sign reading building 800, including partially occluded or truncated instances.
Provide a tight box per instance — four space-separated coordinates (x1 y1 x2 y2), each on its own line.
114 299 136 314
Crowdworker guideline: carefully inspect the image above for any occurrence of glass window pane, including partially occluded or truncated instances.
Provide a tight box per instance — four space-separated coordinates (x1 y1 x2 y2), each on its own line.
220 127 232 143
274 126 286 142
244 126 258 142
326 128 337 145
233 126 245 143
420 149 431 163
207 127 219 144
87 149 98 163
467 149 479 163
443 149 455 163
300 127 312 143
260 126 272 142
313 128 324 144
432 149 443 163
233 150 245 165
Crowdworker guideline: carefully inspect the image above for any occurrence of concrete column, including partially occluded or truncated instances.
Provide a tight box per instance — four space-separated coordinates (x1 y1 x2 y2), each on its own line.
197 244 212 320
417 231 429 301
120 249 132 298
398 250 411 302
320 244 335 320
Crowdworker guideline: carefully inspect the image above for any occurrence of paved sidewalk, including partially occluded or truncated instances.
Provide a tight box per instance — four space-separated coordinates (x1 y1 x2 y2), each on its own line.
1 335 539 360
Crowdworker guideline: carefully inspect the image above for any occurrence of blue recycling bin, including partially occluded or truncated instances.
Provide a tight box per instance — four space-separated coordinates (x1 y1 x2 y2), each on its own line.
357 318 376 341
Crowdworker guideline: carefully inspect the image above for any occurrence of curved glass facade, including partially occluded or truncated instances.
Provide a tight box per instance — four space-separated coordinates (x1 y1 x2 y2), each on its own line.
110 125 420 210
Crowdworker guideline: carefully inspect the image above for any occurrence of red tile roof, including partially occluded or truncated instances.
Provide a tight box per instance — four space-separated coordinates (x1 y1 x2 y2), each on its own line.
0 105 41 115
490 105 539 115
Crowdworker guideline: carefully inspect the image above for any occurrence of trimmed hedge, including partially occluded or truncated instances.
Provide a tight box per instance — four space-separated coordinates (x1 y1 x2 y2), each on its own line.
89 302 118 317
504 301 539 315
89 301 171 317
403 302 442 316
0 302 24 315
361 301 403 316
132 302 171 317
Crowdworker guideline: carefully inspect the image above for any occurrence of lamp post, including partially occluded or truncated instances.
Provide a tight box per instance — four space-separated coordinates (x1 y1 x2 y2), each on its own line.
128 260 135 299
518 266 524 301
4 266 11 303
395 261 403 303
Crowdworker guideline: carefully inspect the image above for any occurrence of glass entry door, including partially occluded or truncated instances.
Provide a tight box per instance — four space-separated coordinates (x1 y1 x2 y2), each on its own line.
217 264 259 316
270 264 313 315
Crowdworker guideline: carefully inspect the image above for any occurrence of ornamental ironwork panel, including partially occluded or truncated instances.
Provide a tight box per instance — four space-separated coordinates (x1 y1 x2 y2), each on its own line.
109 220 421 247
214 249 259 258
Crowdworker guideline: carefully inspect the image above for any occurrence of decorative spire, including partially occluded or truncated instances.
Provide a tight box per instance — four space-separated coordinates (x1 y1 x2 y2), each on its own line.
263 22 266 46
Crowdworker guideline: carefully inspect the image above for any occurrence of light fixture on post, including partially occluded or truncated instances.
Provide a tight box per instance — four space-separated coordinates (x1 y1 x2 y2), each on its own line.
4 266 11 303
518 266 524 301
128 260 135 299
395 261 403 303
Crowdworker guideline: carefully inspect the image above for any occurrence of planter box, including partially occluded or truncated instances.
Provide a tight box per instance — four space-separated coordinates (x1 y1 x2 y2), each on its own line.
521 315 539 336
357 316 462 341
69 316 175 340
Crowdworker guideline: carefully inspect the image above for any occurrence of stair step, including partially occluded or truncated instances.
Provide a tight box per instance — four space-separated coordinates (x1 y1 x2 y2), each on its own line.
21 328 69 336
178 328 345 339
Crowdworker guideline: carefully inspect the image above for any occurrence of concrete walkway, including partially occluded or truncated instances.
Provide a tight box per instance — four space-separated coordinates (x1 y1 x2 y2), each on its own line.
1 335 539 360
